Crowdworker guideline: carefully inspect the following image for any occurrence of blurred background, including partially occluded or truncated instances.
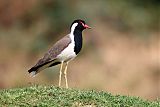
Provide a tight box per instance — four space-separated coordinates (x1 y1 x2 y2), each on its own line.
0 0 159 100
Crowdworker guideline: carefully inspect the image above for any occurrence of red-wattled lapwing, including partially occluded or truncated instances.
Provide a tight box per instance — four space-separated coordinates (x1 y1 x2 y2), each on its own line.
28 19 91 88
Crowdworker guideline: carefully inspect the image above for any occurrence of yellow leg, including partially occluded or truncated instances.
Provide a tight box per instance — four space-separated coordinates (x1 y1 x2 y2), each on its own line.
59 61 64 87
64 62 69 88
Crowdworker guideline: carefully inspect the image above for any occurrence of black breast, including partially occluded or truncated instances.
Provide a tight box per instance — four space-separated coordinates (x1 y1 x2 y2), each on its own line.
73 30 83 55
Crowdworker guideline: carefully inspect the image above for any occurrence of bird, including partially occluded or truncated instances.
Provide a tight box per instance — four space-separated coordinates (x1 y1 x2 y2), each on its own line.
28 19 91 88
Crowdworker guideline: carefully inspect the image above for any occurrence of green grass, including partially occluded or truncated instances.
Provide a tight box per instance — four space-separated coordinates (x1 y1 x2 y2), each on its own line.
0 85 159 107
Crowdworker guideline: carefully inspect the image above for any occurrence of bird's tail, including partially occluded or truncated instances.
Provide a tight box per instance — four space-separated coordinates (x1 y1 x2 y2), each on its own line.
29 71 37 77
28 60 56 77
28 59 60 77
28 67 39 77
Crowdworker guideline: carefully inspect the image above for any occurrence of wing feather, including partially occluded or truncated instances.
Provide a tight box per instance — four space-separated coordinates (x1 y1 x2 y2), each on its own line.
28 34 71 73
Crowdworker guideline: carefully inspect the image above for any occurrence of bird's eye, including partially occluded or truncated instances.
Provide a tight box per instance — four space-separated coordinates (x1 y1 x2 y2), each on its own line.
80 21 85 27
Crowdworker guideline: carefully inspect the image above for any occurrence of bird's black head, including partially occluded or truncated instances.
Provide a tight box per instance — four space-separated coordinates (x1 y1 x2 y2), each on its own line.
70 19 91 32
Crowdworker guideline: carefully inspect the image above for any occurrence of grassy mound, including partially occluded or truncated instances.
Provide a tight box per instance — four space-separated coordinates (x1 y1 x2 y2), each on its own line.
0 85 159 107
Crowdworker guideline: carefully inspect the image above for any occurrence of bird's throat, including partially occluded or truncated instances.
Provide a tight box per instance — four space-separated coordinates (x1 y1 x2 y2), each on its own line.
73 30 83 55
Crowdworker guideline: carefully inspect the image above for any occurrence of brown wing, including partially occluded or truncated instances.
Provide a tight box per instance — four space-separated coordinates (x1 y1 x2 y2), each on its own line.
47 34 71 60
28 34 71 73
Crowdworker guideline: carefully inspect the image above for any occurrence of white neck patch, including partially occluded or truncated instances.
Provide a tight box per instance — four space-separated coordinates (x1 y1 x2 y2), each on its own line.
70 22 78 41
70 23 78 34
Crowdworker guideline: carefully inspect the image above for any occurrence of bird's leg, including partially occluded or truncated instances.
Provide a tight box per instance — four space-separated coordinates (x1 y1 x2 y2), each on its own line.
59 61 64 87
64 62 69 88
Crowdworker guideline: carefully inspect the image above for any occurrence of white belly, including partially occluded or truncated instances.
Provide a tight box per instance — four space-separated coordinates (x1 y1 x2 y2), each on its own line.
57 42 76 62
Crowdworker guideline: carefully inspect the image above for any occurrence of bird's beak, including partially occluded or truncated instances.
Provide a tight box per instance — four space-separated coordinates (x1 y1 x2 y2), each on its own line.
84 24 91 29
